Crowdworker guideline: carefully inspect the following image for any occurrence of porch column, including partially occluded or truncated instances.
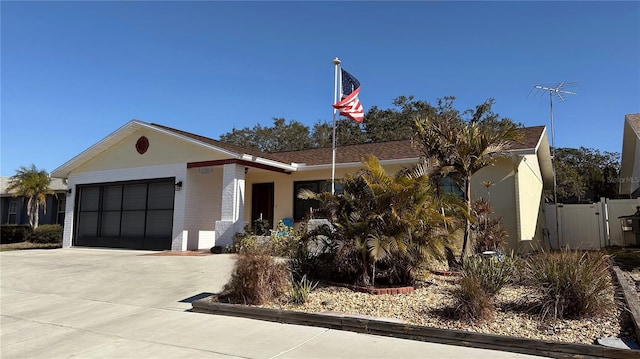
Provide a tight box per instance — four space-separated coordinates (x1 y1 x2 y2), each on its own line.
215 163 245 247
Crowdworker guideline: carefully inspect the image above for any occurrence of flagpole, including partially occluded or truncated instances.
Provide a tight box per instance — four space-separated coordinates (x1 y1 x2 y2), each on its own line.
331 57 341 195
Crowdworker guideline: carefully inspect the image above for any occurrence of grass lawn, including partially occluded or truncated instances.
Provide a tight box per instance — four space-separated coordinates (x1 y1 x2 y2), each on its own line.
0 242 62 252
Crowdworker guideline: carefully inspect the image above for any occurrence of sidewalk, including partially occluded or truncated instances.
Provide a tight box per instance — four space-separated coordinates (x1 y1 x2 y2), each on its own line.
1 249 545 358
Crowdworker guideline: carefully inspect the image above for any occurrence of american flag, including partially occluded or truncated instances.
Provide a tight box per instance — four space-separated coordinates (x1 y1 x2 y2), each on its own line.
333 69 364 122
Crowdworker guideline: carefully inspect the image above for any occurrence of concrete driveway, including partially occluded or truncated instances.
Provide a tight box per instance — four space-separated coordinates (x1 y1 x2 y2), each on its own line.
1 248 544 358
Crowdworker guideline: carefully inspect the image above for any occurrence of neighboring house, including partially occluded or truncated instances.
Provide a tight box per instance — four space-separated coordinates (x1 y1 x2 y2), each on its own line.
0 176 68 226
51 120 553 252
619 113 640 198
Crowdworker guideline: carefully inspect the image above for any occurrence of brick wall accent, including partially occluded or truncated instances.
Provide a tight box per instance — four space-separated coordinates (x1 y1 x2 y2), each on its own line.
184 167 222 249
216 164 245 246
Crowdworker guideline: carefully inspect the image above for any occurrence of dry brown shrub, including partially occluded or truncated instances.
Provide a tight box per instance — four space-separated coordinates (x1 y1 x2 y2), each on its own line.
220 250 289 305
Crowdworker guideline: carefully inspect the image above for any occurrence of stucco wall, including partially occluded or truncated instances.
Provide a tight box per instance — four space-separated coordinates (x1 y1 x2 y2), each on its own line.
73 128 230 173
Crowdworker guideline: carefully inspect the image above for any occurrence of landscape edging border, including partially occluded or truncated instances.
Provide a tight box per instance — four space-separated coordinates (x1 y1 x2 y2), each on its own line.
192 297 637 359
611 265 640 344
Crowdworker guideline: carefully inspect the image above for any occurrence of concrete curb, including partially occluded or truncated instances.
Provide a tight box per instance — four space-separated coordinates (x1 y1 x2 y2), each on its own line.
192 297 639 359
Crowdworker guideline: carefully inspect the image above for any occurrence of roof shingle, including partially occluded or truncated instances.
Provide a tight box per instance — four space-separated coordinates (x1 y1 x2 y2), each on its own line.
150 123 545 166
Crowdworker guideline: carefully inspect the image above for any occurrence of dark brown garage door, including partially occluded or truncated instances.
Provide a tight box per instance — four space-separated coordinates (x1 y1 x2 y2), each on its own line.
74 178 175 250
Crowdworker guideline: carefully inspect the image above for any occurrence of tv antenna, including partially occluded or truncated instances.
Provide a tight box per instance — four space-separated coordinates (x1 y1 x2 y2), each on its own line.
529 82 578 152
529 81 577 249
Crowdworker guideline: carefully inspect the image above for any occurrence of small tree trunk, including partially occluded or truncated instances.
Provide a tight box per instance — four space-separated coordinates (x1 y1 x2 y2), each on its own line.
33 204 39 231
27 196 38 231
460 177 472 265
371 262 376 287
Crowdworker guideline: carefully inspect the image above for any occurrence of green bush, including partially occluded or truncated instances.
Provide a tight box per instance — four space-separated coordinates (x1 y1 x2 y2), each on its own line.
462 255 516 296
28 224 62 244
253 218 270 235
0 225 31 244
298 157 456 287
289 274 318 304
453 255 516 321
526 248 612 321
233 220 299 257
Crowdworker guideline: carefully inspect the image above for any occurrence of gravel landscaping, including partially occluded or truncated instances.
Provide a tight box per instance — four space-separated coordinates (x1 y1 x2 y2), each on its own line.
258 274 635 345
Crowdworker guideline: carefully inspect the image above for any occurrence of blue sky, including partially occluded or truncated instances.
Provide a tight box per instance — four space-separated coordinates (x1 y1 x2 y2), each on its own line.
2 1 639 176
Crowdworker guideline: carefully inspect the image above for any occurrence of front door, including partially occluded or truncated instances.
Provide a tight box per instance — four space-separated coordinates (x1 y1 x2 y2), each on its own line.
251 183 274 231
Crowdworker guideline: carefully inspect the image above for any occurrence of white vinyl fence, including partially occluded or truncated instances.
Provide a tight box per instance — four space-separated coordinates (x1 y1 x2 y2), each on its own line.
544 198 640 250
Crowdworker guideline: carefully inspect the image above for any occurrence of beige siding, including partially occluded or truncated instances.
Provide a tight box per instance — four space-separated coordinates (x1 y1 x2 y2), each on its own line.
72 128 230 174
471 158 518 250
514 154 545 250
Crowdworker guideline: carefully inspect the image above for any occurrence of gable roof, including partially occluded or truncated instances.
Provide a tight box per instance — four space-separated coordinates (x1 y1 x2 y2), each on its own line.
51 120 299 178
625 113 640 135
270 140 421 167
157 123 547 166
619 113 640 195
0 176 67 197
51 120 550 179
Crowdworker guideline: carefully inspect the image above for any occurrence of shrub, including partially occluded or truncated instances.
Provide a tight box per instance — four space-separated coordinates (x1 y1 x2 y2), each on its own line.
454 275 494 321
231 220 299 257
0 225 31 244
219 248 289 305
28 224 62 244
462 255 516 296
289 274 318 304
298 157 457 287
453 255 516 321
253 218 270 235
526 248 612 321
471 199 508 254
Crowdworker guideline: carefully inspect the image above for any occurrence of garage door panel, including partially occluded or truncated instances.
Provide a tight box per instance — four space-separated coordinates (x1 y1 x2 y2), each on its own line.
123 184 147 210
146 210 173 238
78 213 98 238
100 212 121 237
120 211 146 237
80 187 100 211
102 186 122 210
148 182 174 209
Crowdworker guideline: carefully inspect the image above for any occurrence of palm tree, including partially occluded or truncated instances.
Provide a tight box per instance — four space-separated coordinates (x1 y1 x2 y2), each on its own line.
6 164 53 230
415 99 523 264
300 156 456 286
362 156 456 285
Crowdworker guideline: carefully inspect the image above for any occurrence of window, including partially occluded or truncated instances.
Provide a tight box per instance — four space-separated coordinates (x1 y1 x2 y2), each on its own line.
440 176 463 198
57 197 66 225
293 180 342 221
7 200 17 224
